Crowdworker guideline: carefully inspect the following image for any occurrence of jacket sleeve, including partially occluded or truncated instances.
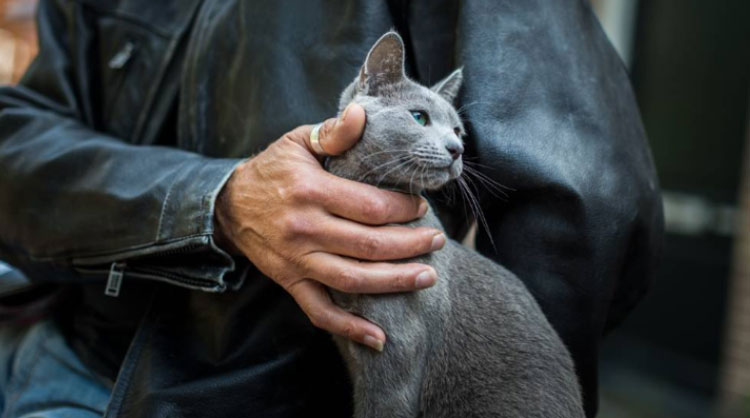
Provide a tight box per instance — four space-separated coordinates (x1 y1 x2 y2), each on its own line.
411 0 663 415
0 0 244 292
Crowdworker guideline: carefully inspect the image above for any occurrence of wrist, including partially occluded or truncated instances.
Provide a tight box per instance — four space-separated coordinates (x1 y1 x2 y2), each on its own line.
213 170 244 256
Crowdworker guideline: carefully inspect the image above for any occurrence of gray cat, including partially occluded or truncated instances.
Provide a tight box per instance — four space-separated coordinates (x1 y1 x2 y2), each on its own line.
327 32 585 418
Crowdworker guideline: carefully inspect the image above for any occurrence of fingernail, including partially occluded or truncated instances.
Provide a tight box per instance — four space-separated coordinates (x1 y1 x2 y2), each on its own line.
431 233 446 251
418 200 428 217
363 335 385 352
415 269 437 288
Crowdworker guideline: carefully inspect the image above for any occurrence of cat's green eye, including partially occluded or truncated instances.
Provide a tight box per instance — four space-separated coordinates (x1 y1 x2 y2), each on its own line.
410 110 429 126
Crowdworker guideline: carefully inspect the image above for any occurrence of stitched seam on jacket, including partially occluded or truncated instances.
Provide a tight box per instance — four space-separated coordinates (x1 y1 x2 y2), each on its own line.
155 166 180 242
28 233 209 263
72 1 173 39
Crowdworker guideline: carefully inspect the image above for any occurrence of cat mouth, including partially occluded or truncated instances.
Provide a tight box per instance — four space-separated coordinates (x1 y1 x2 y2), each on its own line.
380 159 462 192
411 159 463 185
415 158 462 174
414 158 457 170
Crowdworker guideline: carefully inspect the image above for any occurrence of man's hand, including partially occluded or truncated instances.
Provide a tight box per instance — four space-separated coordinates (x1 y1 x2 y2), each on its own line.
214 104 445 351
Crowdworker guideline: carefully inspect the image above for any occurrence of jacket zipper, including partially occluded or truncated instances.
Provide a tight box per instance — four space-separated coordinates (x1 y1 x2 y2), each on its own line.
76 263 220 289
72 241 224 292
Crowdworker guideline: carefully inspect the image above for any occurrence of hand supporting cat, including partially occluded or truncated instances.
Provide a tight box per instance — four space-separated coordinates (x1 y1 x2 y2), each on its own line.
214 94 447 352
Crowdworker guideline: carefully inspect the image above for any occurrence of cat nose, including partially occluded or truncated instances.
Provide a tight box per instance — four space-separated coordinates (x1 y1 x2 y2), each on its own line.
446 142 464 160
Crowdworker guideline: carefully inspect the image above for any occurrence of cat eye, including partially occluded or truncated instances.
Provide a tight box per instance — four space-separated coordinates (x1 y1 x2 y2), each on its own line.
410 110 429 126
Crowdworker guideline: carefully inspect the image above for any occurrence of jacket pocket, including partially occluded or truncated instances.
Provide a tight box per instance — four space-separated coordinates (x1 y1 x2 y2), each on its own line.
93 15 169 141
76 0 201 142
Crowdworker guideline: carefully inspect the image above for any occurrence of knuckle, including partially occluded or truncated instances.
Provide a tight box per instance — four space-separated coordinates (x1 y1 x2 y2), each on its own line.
277 181 295 202
279 214 314 239
277 214 297 238
275 265 304 287
357 234 383 259
341 321 357 340
361 198 389 223
291 254 313 275
290 178 317 202
308 309 329 329
307 309 324 328
337 268 361 292
319 118 336 141
275 267 306 291
393 271 412 290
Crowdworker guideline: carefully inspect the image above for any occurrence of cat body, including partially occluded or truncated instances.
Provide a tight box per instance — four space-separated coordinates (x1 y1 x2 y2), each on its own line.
327 32 584 418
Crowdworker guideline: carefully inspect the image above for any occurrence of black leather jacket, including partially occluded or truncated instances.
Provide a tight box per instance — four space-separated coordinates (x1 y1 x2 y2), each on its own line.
0 0 663 417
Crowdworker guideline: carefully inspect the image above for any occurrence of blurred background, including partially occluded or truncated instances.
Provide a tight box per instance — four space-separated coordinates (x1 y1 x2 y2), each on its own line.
0 0 35 84
1 0 749 416
588 1 750 417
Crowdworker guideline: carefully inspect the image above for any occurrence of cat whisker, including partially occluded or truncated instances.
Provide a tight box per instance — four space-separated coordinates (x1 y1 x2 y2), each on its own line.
462 162 514 190
462 160 509 182
419 163 430 195
356 159 403 182
461 170 495 207
456 100 489 116
407 162 421 196
455 178 474 228
357 155 413 183
461 166 512 199
457 177 497 251
359 148 413 161
440 179 458 206
373 156 417 188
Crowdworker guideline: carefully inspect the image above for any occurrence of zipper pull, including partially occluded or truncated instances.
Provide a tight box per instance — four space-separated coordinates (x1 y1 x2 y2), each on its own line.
108 41 135 70
105 262 126 297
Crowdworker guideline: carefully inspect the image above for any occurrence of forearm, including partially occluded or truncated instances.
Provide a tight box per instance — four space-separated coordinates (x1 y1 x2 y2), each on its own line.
0 85 244 290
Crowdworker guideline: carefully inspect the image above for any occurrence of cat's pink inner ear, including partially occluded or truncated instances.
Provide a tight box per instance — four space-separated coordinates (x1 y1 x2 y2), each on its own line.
362 32 406 91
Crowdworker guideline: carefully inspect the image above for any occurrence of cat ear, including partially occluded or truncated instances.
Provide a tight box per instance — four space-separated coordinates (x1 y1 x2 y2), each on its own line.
431 68 463 102
358 31 406 94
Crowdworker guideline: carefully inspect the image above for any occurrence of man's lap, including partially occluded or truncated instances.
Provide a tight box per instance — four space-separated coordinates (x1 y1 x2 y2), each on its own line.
0 319 112 418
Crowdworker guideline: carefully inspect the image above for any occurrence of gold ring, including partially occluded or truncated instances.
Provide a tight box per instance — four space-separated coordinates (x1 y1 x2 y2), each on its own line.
310 123 329 156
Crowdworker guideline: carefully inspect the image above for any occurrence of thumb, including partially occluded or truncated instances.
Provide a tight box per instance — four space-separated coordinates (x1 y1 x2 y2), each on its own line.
305 103 366 160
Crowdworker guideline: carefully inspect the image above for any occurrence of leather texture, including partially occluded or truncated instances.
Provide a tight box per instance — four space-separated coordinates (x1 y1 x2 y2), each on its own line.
0 0 663 417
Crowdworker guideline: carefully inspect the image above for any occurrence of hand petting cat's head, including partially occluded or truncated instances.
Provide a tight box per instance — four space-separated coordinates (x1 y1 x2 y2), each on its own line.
328 31 464 193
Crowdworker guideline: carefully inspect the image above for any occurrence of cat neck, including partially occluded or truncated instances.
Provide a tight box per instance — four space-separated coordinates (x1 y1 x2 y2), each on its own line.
411 205 444 230
325 158 443 229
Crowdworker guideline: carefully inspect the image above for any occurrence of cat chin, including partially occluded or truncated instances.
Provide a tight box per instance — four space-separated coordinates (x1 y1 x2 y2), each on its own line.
418 173 454 191
450 160 463 179
411 164 462 191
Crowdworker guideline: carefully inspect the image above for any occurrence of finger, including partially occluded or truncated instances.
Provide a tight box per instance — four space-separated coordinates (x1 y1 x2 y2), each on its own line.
288 279 386 351
313 218 445 261
304 252 438 293
317 173 429 224
298 103 366 161
316 103 366 156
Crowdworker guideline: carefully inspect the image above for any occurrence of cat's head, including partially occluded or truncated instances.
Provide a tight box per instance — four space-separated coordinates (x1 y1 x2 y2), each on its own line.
327 31 464 193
